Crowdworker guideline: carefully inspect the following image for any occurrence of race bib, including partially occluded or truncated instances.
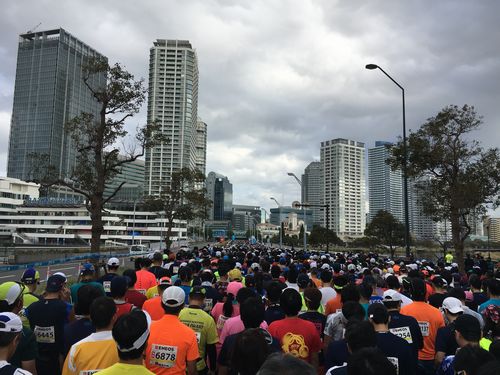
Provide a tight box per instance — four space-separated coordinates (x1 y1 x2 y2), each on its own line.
387 357 399 374
150 344 178 368
418 321 430 337
204 298 213 312
34 325 56 344
137 289 146 295
389 326 413 344
103 281 111 293
217 315 228 331
173 266 179 274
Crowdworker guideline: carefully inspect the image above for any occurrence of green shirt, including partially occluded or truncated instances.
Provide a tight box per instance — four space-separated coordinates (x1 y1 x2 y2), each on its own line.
179 306 219 371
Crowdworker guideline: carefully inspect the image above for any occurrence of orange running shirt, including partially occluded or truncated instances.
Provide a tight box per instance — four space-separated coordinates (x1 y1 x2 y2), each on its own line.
145 314 199 375
142 297 165 321
135 270 157 294
400 301 445 361
325 294 342 316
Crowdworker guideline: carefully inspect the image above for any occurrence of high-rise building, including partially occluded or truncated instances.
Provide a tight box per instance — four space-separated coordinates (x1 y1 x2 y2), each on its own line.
195 118 207 176
7 28 106 181
145 40 199 196
321 138 366 238
368 141 403 223
206 172 232 221
104 157 145 202
301 161 323 226
232 205 261 232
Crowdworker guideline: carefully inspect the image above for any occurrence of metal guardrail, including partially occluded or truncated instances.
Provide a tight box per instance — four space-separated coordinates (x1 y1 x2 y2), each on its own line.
0 252 130 272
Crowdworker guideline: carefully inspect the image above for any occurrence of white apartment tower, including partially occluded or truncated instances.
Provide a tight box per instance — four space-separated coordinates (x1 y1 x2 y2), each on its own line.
321 138 366 238
145 40 199 196
368 141 403 223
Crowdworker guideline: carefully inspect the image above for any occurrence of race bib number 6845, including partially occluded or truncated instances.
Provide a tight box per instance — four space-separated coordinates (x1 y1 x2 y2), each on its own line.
150 344 178 368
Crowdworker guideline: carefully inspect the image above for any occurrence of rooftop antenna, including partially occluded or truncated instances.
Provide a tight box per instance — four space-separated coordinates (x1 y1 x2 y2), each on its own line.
27 22 42 34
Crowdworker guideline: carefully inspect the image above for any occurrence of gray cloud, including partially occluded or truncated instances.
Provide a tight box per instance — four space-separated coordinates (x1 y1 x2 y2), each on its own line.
1 0 500 212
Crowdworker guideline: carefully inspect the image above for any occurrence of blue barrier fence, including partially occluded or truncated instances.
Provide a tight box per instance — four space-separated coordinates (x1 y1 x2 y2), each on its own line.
0 252 130 272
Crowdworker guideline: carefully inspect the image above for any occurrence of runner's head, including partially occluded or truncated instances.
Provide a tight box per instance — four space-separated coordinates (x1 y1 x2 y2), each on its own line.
21 268 40 287
107 257 120 272
441 297 464 322
0 282 24 314
90 296 117 330
342 301 366 322
152 252 163 265
280 288 302 317
122 269 137 288
454 345 493 375
265 281 284 304
110 276 129 299
368 303 390 327
382 290 402 311
112 310 151 361
409 277 426 301
346 347 397 375
0 312 23 358
455 314 481 347
257 353 316 375
345 320 376 353
303 287 321 311
157 277 172 294
45 274 65 296
161 286 185 315
240 296 265 329
188 286 206 306
340 283 361 304
75 284 105 316
231 329 270 375
80 263 95 281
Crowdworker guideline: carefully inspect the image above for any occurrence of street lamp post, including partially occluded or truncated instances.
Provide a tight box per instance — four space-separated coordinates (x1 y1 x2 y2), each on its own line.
366 63 411 258
287 172 307 251
270 197 282 248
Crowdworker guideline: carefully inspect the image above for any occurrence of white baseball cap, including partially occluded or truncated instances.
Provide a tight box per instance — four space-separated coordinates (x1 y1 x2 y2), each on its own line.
107 257 120 266
53 272 67 281
161 286 185 307
0 312 23 333
442 297 464 314
382 289 403 302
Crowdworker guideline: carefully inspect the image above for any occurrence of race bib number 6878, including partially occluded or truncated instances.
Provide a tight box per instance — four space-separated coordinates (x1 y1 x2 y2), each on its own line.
150 344 178 368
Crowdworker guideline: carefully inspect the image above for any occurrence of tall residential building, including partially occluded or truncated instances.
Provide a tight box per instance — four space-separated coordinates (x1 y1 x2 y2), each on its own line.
7 28 106 181
321 138 366 238
206 172 233 221
301 161 323 226
195 118 207 176
145 40 199 196
368 141 403 223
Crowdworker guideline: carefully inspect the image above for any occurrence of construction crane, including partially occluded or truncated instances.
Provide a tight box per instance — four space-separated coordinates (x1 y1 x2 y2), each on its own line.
27 22 41 34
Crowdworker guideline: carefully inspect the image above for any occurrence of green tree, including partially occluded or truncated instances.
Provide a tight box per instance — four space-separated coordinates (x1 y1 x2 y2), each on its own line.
308 225 343 248
365 210 405 257
144 168 211 252
349 236 380 249
32 57 164 253
388 105 500 271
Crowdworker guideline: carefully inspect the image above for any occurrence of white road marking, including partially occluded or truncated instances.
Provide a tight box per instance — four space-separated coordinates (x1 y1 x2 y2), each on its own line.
50 266 77 272
0 274 15 279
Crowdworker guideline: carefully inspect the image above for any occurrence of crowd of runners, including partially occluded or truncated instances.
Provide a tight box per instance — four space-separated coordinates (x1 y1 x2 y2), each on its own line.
0 243 498 375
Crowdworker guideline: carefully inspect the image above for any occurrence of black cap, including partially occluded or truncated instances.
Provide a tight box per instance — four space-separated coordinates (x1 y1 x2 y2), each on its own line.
189 286 206 298
46 275 65 293
367 303 389 324
297 274 310 289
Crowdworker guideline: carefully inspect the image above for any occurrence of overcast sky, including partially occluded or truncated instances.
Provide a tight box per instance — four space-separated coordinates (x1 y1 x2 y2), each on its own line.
1 0 500 213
